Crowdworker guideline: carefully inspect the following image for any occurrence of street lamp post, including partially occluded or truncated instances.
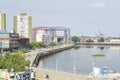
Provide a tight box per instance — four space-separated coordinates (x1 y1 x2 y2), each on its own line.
55 53 69 71
92 60 95 74
73 51 76 74
55 57 58 71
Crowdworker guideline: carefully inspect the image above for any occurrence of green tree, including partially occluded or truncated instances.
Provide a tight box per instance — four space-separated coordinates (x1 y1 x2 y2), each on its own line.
37 41 44 47
51 42 57 46
30 41 44 49
15 49 27 54
72 36 80 42
98 37 104 42
86 38 94 42
0 53 30 72
30 42 37 49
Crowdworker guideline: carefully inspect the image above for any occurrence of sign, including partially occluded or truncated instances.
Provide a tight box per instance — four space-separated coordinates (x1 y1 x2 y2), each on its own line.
0 38 9 40
101 67 109 75
0 34 9 37
0 34 10 48
93 67 100 76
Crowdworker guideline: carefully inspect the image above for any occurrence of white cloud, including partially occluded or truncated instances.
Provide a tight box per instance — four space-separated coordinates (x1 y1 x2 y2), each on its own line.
88 2 107 8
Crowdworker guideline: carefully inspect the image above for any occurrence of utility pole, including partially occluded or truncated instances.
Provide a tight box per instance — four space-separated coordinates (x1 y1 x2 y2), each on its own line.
73 51 76 74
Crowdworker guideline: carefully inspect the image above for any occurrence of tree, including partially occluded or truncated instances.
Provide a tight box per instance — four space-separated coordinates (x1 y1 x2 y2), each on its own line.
0 53 30 72
51 42 57 46
15 49 27 54
72 36 80 42
98 37 104 42
37 41 44 47
30 42 37 49
86 38 94 42
30 41 44 49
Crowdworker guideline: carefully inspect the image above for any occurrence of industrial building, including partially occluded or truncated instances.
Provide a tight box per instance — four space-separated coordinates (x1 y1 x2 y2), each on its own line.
0 12 6 30
32 26 71 45
13 13 32 42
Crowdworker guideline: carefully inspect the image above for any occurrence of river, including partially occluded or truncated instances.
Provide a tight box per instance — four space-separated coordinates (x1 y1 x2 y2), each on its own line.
38 45 120 74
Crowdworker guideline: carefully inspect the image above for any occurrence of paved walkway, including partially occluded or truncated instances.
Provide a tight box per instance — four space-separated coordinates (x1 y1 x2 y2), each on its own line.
33 68 87 80
33 68 112 80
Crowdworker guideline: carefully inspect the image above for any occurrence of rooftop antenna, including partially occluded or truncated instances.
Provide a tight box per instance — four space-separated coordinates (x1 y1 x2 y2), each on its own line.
81 33 83 37
98 29 104 37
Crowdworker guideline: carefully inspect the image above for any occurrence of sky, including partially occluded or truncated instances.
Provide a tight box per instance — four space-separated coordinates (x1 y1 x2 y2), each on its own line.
0 0 120 37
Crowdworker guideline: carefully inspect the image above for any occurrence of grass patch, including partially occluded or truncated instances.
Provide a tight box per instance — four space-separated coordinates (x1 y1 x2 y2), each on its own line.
92 54 106 57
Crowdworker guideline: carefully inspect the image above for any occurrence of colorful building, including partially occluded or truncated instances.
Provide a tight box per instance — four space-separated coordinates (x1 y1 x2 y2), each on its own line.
0 30 19 52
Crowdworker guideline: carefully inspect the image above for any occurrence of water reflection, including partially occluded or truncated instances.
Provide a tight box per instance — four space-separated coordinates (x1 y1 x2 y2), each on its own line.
75 45 94 49
77 45 120 51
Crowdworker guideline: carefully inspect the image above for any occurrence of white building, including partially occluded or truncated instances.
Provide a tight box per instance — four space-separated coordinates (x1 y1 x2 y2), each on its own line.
110 38 120 43
14 13 32 42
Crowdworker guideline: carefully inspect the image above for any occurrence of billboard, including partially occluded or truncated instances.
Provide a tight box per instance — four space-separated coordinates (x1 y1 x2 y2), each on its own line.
0 34 10 48
0 34 9 37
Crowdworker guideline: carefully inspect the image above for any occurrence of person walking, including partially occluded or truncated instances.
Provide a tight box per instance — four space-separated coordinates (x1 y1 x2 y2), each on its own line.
44 73 49 80
30 70 35 80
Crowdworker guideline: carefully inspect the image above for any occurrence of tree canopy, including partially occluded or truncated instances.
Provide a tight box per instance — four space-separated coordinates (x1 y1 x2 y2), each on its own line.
72 36 80 42
30 41 44 49
98 37 105 42
51 42 57 46
0 51 30 72
86 38 94 42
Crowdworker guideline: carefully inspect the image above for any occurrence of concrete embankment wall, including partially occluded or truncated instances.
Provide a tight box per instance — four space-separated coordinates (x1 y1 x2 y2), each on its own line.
32 44 75 67
75 42 120 46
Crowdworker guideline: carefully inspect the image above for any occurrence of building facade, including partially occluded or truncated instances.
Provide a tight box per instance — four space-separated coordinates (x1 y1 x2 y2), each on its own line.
32 26 71 45
0 12 6 30
32 26 57 45
0 31 19 53
13 13 32 42
19 35 29 49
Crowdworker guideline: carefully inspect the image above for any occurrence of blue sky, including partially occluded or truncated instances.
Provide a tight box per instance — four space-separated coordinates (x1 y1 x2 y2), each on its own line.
0 0 120 37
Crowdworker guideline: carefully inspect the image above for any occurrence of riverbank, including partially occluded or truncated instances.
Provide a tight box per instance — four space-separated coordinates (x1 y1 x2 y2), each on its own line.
25 44 75 67
75 42 120 46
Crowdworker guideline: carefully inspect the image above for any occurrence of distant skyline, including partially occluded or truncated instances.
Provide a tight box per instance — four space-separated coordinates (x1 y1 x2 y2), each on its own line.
0 0 120 37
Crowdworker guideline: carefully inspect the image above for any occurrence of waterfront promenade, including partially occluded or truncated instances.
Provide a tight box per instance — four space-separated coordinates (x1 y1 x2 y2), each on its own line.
33 67 112 80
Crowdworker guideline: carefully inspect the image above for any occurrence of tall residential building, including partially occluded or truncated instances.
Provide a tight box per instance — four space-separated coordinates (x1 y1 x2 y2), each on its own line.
13 13 32 42
0 12 6 30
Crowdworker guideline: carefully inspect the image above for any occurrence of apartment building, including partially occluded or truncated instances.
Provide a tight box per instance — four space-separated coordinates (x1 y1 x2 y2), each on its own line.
13 13 32 42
